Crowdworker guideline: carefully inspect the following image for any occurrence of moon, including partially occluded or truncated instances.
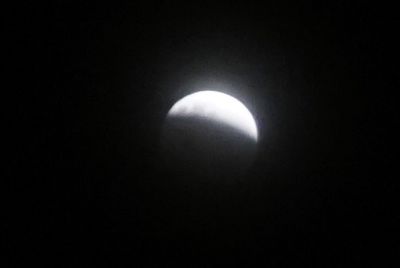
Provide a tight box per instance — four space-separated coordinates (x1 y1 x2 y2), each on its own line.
161 90 258 179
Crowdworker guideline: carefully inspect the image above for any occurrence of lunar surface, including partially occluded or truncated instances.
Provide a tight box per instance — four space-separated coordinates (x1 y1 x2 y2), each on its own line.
161 90 258 179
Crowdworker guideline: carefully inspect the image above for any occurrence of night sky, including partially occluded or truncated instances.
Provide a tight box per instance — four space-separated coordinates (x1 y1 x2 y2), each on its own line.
7 1 397 267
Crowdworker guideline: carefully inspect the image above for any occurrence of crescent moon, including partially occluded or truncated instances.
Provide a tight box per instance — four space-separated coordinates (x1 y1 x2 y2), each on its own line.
167 91 258 142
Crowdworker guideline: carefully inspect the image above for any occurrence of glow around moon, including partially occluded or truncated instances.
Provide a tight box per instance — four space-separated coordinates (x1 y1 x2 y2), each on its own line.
167 91 258 142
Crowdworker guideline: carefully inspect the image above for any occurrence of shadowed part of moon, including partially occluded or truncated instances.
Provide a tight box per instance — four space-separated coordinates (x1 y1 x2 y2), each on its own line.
160 115 257 181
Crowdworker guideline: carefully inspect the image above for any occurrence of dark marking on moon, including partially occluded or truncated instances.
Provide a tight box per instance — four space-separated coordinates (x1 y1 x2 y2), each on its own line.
160 115 257 184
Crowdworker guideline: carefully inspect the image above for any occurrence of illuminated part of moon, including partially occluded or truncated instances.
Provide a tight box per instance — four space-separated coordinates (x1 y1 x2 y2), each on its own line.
167 91 258 142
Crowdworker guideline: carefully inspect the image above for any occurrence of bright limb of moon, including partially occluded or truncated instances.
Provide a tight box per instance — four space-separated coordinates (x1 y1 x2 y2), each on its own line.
167 90 258 142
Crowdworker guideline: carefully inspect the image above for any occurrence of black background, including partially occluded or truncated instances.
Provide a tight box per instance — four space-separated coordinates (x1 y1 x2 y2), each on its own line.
6 1 398 267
